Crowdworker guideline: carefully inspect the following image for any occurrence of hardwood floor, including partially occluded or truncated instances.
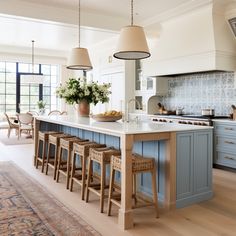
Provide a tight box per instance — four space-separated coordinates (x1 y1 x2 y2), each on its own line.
0 130 236 236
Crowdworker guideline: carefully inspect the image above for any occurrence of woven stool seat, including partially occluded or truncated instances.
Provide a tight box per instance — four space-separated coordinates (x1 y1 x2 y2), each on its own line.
90 147 121 163
70 142 106 200
38 131 62 141
110 154 155 173
45 133 74 180
85 147 121 213
108 154 159 218
36 130 62 173
48 133 73 144
56 137 88 189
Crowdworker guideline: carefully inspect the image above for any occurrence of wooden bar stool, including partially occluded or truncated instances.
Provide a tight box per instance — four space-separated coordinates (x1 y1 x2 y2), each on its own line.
45 133 74 179
107 154 159 218
85 147 121 213
70 142 106 200
35 131 61 172
56 137 88 189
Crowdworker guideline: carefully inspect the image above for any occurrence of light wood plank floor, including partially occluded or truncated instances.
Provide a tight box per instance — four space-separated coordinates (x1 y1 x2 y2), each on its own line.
0 130 236 236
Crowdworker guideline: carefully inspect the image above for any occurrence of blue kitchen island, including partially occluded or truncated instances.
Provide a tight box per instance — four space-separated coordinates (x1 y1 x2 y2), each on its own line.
34 115 213 230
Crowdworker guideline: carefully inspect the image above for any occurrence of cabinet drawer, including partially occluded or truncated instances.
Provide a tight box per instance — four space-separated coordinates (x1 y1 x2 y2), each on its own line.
215 136 236 152
214 124 236 137
215 151 236 168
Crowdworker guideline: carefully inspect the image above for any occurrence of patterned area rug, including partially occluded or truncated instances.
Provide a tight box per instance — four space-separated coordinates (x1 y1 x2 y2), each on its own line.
0 162 101 236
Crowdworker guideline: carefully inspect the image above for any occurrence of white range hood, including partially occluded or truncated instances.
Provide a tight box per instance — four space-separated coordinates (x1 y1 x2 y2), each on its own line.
142 3 236 77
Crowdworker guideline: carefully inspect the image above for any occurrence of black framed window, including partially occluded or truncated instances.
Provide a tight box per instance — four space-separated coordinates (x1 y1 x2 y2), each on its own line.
0 61 60 116
41 64 60 111
0 62 17 114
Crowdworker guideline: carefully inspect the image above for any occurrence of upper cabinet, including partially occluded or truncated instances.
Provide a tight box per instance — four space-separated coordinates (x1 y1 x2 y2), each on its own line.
135 60 168 96
146 76 168 96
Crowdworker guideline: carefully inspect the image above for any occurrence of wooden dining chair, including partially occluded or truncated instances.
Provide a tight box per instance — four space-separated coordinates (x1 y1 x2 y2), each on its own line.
17 113 34 139
27 111 39 116
48 110 61 116
4 113 19 138
60 111 67 115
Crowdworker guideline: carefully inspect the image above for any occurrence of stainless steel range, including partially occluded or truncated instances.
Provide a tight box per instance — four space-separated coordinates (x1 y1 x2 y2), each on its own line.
152 114 229 126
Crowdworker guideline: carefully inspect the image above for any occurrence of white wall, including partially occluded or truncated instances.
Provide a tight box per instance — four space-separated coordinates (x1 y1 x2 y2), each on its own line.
88 37 126 115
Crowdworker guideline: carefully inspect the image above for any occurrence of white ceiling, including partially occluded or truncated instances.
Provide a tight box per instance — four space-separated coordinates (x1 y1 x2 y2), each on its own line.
0 0 234 56
20 0 191 22
0 14 117 52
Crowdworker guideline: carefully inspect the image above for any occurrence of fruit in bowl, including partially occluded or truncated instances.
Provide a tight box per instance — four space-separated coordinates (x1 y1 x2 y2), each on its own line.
91 110 122 122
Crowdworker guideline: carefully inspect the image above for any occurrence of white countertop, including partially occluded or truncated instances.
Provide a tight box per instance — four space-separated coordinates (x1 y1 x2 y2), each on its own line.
212 119 236 124
36 115 213 136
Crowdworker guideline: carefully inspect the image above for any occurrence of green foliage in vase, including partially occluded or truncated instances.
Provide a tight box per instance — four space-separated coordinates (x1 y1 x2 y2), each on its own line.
37 100 46 109
56 78 111 105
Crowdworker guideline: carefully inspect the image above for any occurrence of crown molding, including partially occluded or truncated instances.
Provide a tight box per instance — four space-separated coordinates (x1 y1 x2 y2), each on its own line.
142 0 213 27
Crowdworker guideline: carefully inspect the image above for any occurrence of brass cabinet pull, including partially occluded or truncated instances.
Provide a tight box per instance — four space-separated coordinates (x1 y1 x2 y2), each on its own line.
225 127 233 130
224 156 236 161
224 141 235 145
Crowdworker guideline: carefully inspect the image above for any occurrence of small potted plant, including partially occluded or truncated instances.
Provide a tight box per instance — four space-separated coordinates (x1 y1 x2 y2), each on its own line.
37 100 46 115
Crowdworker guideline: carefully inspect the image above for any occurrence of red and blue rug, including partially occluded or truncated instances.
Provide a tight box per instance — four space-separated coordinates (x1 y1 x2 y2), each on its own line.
0 162 100 236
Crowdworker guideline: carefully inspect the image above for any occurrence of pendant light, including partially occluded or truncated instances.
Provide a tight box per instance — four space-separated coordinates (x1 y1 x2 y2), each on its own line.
21 40 44 84
113 0 150 60
67 0 93 70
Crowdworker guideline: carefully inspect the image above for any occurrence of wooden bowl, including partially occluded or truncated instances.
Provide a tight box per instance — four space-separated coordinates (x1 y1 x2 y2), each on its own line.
90 114 122 122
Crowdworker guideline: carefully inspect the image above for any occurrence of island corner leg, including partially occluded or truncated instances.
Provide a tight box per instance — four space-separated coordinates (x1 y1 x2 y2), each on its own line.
118 134 134 230
165 132 177 210
34 118 40 166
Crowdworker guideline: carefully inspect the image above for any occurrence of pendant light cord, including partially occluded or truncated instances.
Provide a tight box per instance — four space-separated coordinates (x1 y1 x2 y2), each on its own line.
131 0 134 26
78 0 81 47
31 40 35 74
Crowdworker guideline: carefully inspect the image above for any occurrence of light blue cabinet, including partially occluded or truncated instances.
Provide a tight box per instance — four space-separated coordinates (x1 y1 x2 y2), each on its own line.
39 121 213 208
176 130 213 208
214 121 236 168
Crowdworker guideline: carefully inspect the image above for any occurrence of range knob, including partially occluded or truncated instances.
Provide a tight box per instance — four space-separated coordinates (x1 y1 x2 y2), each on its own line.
182 121 187 124
163 119 167 122
188 121 193 125
178 121 182 124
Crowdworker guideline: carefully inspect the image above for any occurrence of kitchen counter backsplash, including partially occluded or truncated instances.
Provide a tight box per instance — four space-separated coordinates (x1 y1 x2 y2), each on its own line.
161 71 236 116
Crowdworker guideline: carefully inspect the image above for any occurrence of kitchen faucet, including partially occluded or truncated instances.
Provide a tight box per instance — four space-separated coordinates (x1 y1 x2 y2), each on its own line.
126 98 142 123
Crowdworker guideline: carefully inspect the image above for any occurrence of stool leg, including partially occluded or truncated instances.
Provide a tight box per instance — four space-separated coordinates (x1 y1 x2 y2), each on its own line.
66 149 72 189
133 173 138 206
107 166 115 216
70 150 76 192
81 155 86 200
85 158 92 203
56 146 62 182
151 162 159 218
53 143 59 180
41 139 46 173
100 161 106 213
35 139 40 169
45 142 51 175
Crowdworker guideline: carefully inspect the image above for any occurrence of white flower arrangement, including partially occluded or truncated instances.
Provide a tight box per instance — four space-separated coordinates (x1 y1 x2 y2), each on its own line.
56 78 111 105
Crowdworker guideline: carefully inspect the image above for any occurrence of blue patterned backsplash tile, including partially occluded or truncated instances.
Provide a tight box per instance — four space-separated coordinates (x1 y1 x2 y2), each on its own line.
161 71 236 116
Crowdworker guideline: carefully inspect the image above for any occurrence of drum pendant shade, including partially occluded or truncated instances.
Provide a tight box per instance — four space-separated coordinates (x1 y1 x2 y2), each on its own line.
67 47 92 70
113 0 150 60
113 25 150 60
66 0 93 70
